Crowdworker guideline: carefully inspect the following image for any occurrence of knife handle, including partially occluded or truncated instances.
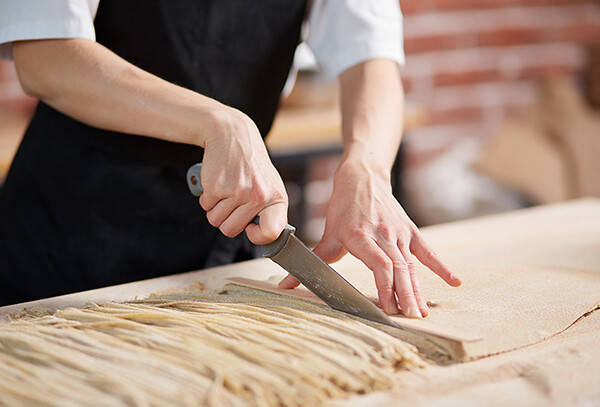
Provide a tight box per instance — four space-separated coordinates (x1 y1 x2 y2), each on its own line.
186 162 295 257
187 163 260 225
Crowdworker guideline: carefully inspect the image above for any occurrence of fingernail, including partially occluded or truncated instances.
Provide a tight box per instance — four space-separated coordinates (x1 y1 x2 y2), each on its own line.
407 306 422 319
385 303 400 315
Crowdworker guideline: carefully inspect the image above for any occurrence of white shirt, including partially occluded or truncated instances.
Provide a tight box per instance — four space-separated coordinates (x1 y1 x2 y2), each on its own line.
0 0 404 81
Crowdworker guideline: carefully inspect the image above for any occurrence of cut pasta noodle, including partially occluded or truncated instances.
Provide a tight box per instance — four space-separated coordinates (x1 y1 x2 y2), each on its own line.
0 285 425 406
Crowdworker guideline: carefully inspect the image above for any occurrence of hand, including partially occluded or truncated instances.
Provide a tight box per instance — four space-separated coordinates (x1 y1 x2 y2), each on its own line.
198 107 288 245
279 159 461 318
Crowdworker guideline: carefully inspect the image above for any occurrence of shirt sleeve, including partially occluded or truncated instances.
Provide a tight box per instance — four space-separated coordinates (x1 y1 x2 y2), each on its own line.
305 0 405 82
0 0 100 60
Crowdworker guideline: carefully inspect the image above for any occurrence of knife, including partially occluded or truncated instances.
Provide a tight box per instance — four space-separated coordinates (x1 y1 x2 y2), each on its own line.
186 163 396 327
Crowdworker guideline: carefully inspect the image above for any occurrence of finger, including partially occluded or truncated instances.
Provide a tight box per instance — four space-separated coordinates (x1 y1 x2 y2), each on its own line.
219 204 260 238
378 242 421 319
399 245 429 317
411 233 462 287
245 202 287 245
278 274 300 289
312 234 347 264
199 191 224 213
344 237 398 315
393 262 422 319
411 273 429 317
205 198 238 228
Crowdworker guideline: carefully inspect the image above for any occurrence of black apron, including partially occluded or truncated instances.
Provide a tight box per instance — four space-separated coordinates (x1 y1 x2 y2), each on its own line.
0 0 306 306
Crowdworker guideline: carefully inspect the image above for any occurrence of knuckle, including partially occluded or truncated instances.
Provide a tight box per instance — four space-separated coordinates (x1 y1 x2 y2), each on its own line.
399 233 412 246
219 224 238 238
232 184 250 203
376 223 394 239
349 228 371 242
392 259 409 273
379 285 395 297
373 274 394 296
375 256 393 272
271 188 287 205
425 248 438 261
206 212 221 227
409 222 420 235
250 185 268 205
373 255 394 271
199 190 214 205
397 291 416 302
212 178 232 195
199 200 210 212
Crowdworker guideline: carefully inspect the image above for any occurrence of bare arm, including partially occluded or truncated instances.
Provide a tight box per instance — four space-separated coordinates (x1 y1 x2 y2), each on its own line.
280 59 462 318
12 38 287 244
14 39 222 145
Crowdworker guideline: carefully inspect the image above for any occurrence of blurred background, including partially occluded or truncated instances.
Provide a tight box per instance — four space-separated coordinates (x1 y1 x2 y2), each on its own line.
1 0 600 244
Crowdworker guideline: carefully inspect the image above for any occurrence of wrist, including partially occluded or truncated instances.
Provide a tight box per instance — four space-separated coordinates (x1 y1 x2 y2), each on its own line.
198 105 268 163
335 151 393 186
340 145 393 179
195 105 247 148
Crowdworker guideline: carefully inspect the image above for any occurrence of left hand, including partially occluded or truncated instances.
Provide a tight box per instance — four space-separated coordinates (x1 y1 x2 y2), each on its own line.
279 159 461 318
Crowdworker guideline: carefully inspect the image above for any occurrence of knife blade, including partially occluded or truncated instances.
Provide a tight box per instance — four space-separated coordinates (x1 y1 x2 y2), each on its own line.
186 163 396 327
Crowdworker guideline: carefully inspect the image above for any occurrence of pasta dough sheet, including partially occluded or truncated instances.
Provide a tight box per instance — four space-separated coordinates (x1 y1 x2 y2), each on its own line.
320 199 600 359
0 286 425 407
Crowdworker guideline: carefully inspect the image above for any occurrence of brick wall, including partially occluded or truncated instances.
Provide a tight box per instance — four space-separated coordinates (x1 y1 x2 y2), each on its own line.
400 0 600 162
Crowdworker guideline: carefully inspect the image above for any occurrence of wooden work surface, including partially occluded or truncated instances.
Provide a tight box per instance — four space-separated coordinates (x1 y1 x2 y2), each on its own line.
1 199 599 406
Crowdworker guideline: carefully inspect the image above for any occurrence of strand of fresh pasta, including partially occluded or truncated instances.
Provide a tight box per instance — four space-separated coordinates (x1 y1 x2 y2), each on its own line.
0 286 425 406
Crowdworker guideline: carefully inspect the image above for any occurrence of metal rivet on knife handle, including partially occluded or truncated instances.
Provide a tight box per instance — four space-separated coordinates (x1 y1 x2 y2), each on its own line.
186 163 204 197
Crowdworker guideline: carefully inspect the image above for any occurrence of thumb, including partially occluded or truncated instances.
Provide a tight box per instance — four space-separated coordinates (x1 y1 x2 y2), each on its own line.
245 203 288 245
312 234 347 264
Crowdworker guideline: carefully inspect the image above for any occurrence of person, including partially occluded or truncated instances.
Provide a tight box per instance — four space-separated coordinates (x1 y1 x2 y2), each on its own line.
0 0 461 315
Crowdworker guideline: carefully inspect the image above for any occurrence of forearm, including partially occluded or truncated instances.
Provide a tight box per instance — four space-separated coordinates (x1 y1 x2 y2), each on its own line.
338 58 404 179
283 59 459 316
12 38 228 148
13 38 287 243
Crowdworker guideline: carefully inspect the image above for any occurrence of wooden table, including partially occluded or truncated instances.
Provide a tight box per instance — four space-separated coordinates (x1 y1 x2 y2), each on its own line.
2 199 599 406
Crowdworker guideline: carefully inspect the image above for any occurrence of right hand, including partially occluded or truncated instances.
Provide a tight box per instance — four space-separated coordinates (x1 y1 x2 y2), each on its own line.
11 40 287 244
198 106 288 245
